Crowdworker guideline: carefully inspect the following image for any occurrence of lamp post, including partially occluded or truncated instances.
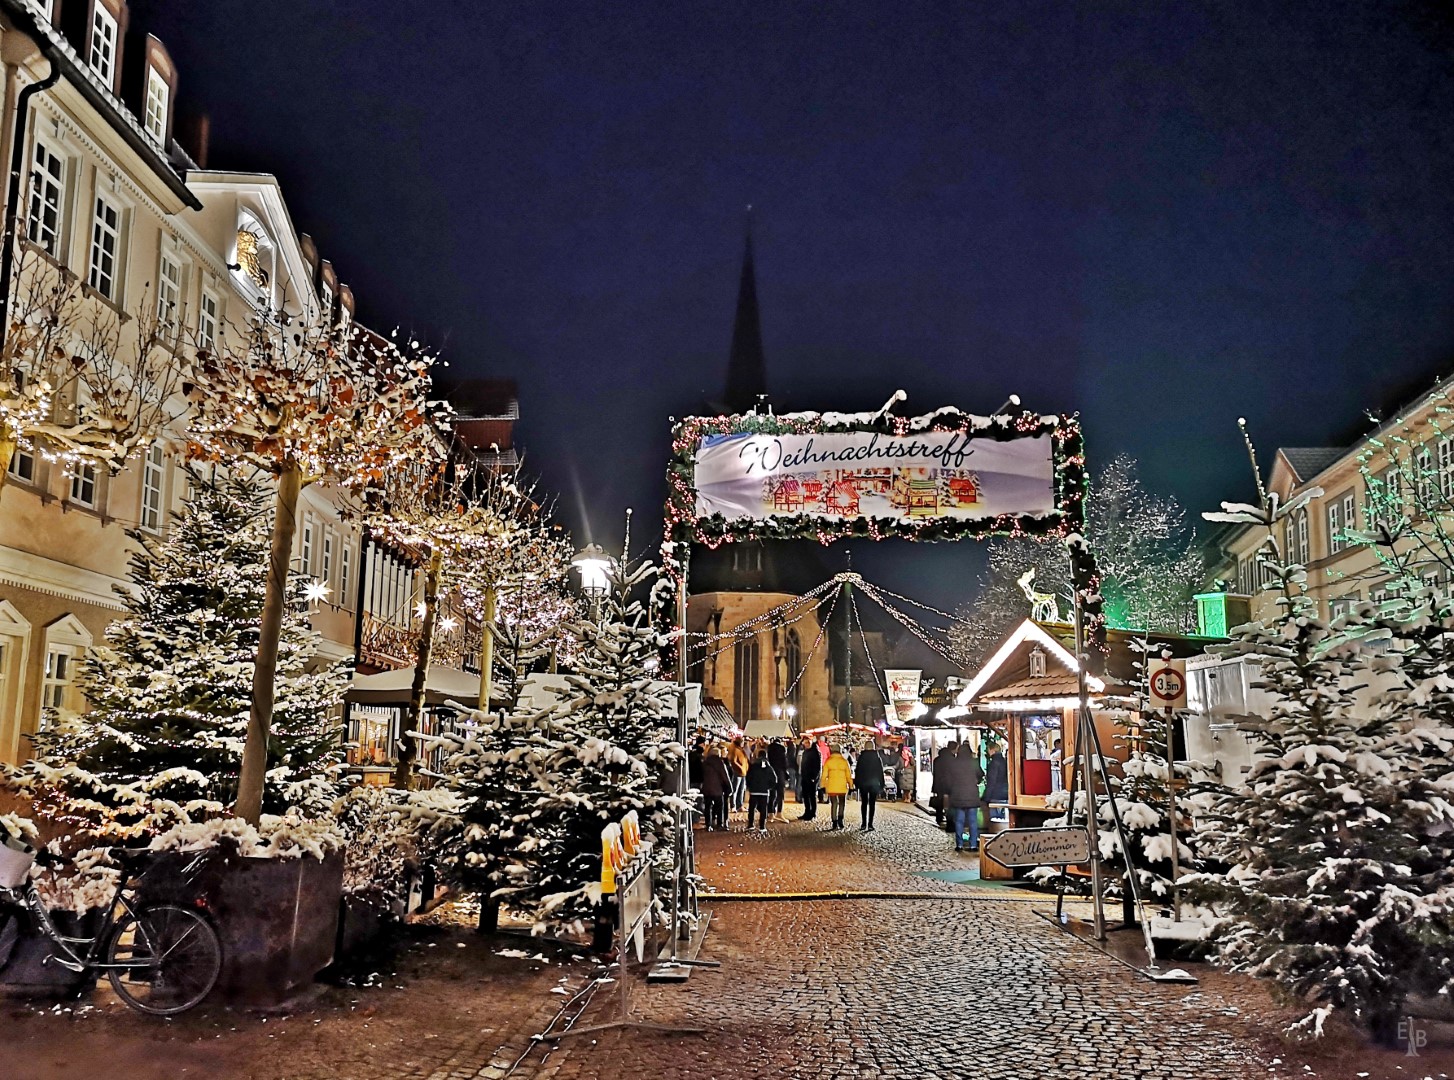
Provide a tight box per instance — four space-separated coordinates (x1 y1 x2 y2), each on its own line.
571 543 612 622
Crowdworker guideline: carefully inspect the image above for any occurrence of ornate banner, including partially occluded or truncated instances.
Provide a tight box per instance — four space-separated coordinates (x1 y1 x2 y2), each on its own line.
693 429 1054 525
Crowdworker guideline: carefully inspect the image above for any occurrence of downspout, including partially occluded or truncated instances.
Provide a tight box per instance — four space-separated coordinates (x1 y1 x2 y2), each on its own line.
0 45 59 349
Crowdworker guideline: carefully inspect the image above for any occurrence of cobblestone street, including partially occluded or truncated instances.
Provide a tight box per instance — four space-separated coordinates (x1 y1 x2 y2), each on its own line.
7 801 1453 1080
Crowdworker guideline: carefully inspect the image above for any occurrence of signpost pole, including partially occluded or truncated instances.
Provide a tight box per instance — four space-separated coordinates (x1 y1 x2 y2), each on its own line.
1073 586 1105 940
1165 703 1181 922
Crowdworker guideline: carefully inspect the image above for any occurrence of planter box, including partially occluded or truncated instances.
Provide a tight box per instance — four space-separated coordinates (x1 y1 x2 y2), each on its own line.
144 851 344 1006
0 908 107 999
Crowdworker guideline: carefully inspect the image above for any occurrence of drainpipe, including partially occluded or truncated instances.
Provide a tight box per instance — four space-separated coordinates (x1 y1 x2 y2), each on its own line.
0 45 59 351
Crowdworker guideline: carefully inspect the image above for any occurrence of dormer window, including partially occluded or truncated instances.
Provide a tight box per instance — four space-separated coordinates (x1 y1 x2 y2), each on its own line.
144 67 169 144
90 6 118 88
319 281 333 323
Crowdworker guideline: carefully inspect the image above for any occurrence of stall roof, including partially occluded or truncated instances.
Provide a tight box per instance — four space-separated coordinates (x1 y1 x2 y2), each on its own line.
346 665 493 709
743 719 795 739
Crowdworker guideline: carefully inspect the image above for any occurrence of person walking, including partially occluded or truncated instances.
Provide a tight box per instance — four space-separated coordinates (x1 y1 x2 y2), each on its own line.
766 738 790 821
895 744 914 803
944 741 985 854
688 737 706 791
855 743 885 831
931 742 956 830
745 751 778 833
822 746 852 830
726 737 749 814
701 745 734 830
797 738 822 821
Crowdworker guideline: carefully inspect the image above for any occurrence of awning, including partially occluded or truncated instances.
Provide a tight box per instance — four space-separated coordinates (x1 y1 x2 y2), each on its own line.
802 722 883 737
743 719 795 739
345 665 494 709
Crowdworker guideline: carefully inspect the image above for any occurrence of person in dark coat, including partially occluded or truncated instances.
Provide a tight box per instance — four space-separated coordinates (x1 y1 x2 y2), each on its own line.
931 743 956 830
797 738 822 821
766 739 790 819
745 751 779 832
984 743 1009 817
688 738 706 791
944 743 985 853
854 744 886 831
701 746 734 830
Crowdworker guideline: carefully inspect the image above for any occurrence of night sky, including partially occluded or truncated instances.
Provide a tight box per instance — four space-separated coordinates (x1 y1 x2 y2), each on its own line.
135 0 1454 609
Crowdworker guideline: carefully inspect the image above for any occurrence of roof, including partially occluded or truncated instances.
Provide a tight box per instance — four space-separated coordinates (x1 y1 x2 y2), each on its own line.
445 378 519 420
979 673 1080 701
1277 447 1346 484
722 232 767 413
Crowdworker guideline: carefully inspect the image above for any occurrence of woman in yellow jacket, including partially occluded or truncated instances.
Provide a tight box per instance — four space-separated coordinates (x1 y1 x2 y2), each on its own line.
821 748 852 831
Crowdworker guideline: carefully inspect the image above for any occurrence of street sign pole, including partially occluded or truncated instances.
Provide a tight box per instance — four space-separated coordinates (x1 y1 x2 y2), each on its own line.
1073 585 1105 940
1147 654 1188 924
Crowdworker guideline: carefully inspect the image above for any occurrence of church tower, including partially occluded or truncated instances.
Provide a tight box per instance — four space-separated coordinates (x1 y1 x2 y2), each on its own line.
686 227 831 733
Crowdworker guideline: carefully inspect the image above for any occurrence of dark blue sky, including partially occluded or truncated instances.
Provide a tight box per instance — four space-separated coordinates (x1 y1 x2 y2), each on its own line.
137 0 1454 608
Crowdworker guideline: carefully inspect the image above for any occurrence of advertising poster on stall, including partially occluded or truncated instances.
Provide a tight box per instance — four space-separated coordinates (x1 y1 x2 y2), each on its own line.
692 429 1055 525
884 668 923 724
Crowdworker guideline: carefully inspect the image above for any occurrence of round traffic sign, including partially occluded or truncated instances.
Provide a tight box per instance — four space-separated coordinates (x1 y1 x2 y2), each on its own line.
1149 667 1185 703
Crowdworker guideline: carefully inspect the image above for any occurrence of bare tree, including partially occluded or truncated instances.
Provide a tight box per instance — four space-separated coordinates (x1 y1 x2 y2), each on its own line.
1 242 187 497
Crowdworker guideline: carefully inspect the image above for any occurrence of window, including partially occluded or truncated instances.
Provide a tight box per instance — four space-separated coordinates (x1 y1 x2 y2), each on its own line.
42 647 72 713
321 530 334 590
784 629 802 709
1416 446 1435 504
339 542 352 606
1287 508 1309 566
733 637 760 723
26 140 66 257
731 547 762 573
198 289 219 350
300 517 315 574
157 249 182 326
89 5 118 87
1373 466 1404 527
1328 597 1356 621
69 463 97 507
1423 567 1443 592
1439 439 1454 500
1327 495 1351 556
7 445 35 484
319 281 333 322
88 191 122 300
144 67 169 144
140 444 165 531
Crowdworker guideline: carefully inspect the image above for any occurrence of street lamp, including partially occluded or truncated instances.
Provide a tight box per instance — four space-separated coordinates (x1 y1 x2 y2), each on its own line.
771 702 798 732
571 543 611 619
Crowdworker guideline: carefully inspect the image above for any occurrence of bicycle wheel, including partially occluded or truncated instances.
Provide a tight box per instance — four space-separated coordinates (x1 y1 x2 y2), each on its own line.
106 904 221 1015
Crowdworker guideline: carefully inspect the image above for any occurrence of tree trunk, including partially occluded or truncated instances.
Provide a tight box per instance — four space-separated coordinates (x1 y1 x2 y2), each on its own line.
0 436 14 499
235 464 302 825
476 583 497 712
395 548 443 789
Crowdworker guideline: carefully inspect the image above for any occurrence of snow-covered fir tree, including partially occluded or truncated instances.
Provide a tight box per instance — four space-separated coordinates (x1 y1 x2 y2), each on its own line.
1195 435 1454 1037
950 455 1203 668
532 559 687 930
34 468 348 812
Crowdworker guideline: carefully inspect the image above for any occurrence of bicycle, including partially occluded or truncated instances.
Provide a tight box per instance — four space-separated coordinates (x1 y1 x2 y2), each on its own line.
0 836 223 1016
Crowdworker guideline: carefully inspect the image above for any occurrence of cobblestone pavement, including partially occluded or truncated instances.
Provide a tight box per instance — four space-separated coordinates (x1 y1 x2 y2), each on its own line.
7 799 1452 1080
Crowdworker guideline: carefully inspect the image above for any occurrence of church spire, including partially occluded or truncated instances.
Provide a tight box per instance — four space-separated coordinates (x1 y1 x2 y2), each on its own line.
723 210 768 414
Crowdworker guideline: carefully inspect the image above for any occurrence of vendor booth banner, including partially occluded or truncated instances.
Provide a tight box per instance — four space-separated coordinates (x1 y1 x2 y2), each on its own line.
692 430 1055 523
884 668 922 723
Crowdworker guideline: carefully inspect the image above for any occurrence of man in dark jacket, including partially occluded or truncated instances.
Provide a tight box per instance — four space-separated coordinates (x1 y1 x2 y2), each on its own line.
796 739 821 821
984 744 1009 812
944 743 985 853
701 747 734 830
745 752 779 832
766 739 790 820
854 744 886 831
931 743 956 830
